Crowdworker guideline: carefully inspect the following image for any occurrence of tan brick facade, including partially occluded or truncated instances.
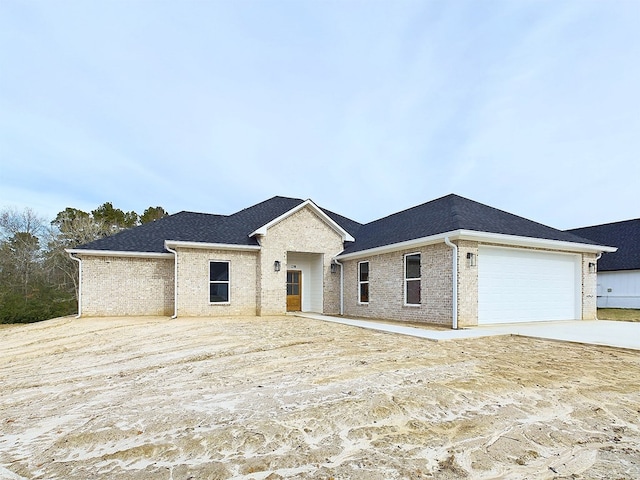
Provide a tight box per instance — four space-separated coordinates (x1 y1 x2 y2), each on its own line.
582 252 598 320
256 206 343 315
174 247 259 316
341 240 598 328
456 240 479 328
342 243 454 326
80 256 174 316
76 205 600 326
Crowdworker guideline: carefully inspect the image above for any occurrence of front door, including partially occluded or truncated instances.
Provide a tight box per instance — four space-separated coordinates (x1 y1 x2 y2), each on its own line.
286 270 302 311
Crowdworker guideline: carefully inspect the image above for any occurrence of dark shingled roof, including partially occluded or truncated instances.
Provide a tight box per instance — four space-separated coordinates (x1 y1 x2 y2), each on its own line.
75 196 362 253
340 194 599 255
75 194 600 255
567 219 639 271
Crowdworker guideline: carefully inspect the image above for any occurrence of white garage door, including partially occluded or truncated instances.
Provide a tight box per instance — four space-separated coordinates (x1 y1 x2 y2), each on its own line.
478 246 581 324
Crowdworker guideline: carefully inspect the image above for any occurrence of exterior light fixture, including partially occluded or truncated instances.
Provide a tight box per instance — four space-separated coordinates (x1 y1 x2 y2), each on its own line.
588 262 596 274
274 260 281 272
466 252 477 267
330 262 338 274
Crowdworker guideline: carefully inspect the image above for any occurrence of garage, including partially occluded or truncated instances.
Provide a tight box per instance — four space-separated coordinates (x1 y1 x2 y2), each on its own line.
478 246 581 324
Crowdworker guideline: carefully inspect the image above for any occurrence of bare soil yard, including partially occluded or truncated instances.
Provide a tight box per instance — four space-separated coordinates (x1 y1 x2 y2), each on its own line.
1 316 639 479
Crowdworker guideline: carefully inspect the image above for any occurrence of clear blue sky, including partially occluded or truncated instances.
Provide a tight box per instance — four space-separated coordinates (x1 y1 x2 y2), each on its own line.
1 0 639 229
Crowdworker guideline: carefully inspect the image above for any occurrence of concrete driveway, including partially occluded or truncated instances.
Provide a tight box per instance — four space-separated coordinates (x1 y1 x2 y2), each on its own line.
297 313 640 351
475 319 640 351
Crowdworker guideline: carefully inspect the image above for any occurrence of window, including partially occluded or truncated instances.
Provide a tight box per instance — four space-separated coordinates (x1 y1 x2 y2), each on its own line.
404 253 421 305
209 261 230 303
358 261 369 304
286 271 301 296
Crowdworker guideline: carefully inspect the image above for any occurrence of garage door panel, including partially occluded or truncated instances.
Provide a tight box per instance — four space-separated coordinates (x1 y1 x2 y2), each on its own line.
478 247 580 324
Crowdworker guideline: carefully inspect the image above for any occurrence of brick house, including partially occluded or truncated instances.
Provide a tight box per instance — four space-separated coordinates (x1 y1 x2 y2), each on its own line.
67 194 615 328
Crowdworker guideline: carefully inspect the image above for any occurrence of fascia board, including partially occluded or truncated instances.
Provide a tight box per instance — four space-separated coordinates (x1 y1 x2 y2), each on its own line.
164 240 261 251
336 229 617 261
335 231 457 260
456 230 618 253
249 199 356 242
65 249 173 259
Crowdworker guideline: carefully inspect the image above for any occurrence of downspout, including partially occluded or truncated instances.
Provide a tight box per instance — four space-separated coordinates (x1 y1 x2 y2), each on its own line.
333 258 344 315
165 244 178 319
594 252 602 320
444 237 458 330
68 253 82 318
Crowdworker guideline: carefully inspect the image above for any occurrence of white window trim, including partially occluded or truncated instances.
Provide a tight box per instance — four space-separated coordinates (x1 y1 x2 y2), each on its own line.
358 261 369 305
209 260 231 305
404 252 421 306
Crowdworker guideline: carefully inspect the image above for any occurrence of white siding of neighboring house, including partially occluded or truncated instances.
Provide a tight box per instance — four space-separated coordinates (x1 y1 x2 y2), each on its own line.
597 270 640 309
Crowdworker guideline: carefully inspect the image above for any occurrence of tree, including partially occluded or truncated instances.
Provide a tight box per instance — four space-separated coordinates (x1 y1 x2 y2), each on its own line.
0 208 47 295
51 207 109 245
48 208 108 306
0 202 170 323
140 206 168 224
0 207 57 323
91 202 139 232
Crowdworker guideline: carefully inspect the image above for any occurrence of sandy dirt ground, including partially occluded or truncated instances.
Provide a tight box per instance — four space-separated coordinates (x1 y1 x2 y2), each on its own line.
1 316 639 480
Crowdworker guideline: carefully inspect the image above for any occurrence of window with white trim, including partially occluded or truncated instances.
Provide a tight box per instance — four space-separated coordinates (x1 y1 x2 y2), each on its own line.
404 253 421 305
209 261 230 303
358 261 369 304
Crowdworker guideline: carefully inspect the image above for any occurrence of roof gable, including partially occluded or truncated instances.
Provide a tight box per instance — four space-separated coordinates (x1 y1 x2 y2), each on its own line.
249 199 355 242
568 219 640 271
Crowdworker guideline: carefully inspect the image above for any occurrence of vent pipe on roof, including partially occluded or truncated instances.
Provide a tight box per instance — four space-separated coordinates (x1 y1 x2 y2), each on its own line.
444 237 458 329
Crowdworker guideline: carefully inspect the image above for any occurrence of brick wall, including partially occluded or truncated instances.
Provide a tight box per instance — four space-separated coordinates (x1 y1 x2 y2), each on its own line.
175 247 259 316
80 256 174 316
456 240 479 327
257 206 344 315
582 252 598 319
342 242 454 326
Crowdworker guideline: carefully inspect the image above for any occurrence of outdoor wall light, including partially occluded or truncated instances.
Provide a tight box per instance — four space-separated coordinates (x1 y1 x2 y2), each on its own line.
274 260 281 272
466 252 477 267
588 262 596 274
330 262 338 274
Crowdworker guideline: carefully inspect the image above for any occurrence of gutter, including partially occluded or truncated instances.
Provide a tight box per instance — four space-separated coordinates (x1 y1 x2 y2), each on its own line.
68 252 82 318
444 237 458 330
594 252 602 321
164 243 179 319
65 249 172 258
335 229 616 261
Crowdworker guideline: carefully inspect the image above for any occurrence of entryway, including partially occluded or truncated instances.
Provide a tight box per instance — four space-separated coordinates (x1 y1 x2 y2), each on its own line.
286 252 324 313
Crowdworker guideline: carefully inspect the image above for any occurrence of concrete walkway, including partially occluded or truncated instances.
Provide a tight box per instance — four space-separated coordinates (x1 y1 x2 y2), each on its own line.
295 313 640 351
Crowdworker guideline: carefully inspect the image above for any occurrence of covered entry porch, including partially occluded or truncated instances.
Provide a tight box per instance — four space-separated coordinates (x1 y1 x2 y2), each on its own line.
286 252 324 312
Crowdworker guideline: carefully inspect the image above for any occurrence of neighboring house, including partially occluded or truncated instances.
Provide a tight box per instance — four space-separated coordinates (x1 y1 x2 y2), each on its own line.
67 194 615 328
568 219 640 309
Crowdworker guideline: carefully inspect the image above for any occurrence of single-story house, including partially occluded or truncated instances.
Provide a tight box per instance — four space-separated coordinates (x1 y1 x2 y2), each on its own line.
568 219 640 309
67 194 615 328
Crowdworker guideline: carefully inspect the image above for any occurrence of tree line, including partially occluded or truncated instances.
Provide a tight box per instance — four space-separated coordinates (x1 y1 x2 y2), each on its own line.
0 203 168 324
